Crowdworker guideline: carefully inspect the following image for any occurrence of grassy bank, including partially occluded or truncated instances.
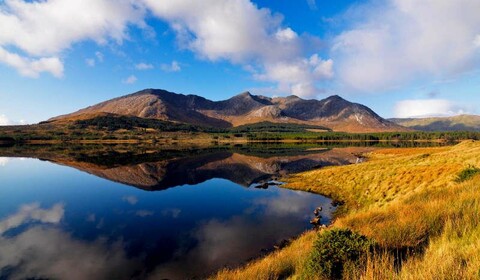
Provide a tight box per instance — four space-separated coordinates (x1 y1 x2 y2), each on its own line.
212 140 480 279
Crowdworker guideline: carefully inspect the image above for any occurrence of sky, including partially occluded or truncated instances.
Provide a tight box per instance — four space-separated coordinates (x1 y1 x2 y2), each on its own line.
0 0 480 125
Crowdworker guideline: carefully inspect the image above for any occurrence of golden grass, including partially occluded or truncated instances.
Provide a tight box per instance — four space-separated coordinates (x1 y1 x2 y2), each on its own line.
211 231 316 280
211 141 480 279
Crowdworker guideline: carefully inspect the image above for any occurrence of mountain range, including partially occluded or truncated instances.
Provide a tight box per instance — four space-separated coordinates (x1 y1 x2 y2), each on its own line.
390 115 480 132
50 89 405 133
0 145 369 191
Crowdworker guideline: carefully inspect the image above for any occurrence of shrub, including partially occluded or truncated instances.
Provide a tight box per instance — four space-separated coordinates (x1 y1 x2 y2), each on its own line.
304 229 374 279
455 165 480 183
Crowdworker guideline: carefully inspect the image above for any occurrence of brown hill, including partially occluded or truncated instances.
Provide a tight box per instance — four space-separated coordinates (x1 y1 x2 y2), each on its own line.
50 89 406 132
389 115 480 132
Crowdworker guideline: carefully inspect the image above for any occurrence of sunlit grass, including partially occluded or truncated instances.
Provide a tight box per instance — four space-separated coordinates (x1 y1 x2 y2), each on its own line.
211 141 480 279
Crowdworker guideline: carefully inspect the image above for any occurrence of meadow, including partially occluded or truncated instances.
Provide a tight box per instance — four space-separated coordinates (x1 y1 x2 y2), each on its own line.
212 140 480 279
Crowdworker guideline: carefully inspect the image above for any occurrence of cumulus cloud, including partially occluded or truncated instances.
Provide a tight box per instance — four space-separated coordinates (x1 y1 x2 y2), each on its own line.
160 60 181 72
143 0 331 97
0 0 145 77
135 62 154 70
122 75 137 84
0 114 11 125
394 99 468 118
0 202 64 235
122 195 138 205
0 47 63 78
0 202 140 279
0 114 27 125
332 0 480 92
0 227 140 280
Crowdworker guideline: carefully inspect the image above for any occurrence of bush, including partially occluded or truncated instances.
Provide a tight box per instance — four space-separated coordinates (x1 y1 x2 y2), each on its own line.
455 165 480 182
304 229 374 279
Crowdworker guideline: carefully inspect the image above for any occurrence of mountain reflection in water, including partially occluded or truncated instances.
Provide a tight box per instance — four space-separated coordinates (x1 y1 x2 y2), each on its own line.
0 144 371 279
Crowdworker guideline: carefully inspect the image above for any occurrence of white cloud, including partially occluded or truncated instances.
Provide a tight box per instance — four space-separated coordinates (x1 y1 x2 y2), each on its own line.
0 202 64 235
0 114 28 125
161 208 181 218
255 54 333 97
0 158 9 167
474 35 480 48
332 0 480 92
306 0 317 11
394 99 468 118
95 51 104 62
143 0 330 97
160 60 181 72
275 27 298 42
122 75 137 84
0 114 11 125
135 62 154 70
0 227 139 280
122 195 138 205
135 210 154 217
85 58 96 67
0 0 145 77
86 52 105 67
0 47 63 78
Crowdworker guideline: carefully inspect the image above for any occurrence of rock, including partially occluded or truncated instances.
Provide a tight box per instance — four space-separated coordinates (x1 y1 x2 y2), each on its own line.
310 216 321 225
273 239 291 250
254 183 269 189
331 200 344 207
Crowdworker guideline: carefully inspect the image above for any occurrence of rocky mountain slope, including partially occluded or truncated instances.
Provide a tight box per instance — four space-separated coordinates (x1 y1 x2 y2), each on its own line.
50 89 406 132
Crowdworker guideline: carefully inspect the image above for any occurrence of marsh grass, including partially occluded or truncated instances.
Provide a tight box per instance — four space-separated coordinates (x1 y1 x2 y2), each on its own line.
455 164 480 182
212 231 316 280
211 141 480 279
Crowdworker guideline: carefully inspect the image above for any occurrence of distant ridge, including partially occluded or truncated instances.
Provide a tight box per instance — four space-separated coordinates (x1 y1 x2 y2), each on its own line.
390 115 480 132
50 88 406 133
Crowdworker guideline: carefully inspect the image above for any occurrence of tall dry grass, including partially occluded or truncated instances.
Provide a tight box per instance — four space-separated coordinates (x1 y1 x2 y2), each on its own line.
211 231 316 280
211 141 480 279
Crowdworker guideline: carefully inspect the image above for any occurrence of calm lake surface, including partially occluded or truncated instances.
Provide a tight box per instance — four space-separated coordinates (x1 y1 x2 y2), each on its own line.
0 143 447 279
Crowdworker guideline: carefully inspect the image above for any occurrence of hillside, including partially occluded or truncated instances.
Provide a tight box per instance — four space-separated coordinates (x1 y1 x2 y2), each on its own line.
214 141 480 279
49 89 406 133
390 114 480 131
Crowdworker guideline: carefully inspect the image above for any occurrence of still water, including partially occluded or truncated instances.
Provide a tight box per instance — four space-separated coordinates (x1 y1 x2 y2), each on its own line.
0 145 351 279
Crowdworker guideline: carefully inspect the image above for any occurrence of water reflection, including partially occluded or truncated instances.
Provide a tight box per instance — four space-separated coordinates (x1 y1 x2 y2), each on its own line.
0 157 9 167
0 144 369 190
0 203 139 280
0 145 347 279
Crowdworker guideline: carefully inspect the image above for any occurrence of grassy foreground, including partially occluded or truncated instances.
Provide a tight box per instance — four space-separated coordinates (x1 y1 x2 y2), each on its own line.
212 140 480 279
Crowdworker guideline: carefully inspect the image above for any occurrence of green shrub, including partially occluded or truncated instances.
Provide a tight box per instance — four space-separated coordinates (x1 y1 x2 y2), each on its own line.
455 165 480 182
304 229 374 279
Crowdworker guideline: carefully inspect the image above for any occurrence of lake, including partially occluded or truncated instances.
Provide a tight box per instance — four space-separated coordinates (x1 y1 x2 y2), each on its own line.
0 143 444 279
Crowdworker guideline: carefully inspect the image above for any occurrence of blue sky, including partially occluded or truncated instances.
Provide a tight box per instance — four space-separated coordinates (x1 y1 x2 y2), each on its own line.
0 0 479 125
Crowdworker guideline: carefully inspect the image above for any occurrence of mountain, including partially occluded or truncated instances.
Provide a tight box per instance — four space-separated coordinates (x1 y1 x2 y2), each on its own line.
50 89 406 133
389 115 480 132
0 145 370 191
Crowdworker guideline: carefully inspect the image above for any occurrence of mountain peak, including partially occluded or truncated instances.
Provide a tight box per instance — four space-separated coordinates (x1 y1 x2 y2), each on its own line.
50 88 407 133
325 95 346 101
233 91 253 99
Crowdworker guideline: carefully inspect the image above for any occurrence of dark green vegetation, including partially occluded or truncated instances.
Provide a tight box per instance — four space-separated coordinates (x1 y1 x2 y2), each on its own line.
455 165 480 183
73 114 216 132
231 122 331 133
305 229 374 279
2 114 480 143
